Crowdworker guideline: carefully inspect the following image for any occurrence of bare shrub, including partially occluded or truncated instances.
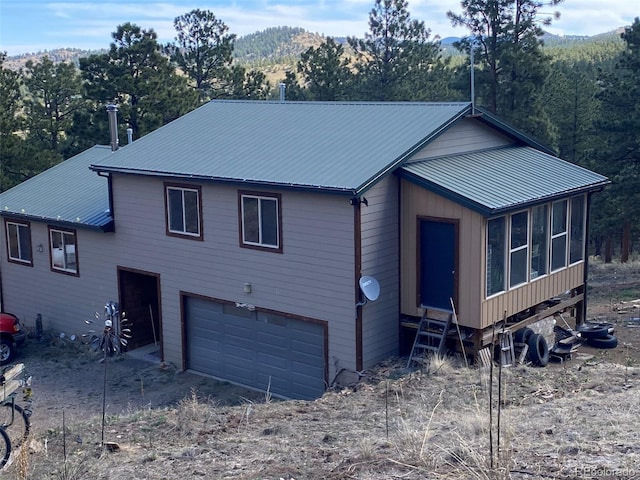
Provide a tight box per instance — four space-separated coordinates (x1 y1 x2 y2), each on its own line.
174 388 219 435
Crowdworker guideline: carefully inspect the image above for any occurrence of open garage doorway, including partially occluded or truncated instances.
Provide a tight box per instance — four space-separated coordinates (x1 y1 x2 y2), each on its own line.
118 267 161 355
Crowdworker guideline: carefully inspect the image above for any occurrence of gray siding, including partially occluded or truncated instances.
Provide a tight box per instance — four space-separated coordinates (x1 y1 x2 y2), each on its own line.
0 222 118 335
360 176 400 367
408 117 514 161
109 175 357 377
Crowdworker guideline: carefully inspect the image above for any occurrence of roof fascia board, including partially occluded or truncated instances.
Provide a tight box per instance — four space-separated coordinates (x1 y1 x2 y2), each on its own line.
398 169 493 215
355 104 472 196
0 212 113 232
471 107 557 156
399 170 609 217
89 168 358 196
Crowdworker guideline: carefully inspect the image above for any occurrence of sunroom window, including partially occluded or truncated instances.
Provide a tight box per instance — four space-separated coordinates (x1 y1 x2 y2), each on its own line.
486 217 506 296
486 195 586 299
570 196 585 264
530 204 548 279
551 200 568 271
509 211 528 287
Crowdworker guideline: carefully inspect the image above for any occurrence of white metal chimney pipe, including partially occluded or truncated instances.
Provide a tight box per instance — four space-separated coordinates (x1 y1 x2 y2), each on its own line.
107 104 119 151
279 82 286 102
127 128 133 145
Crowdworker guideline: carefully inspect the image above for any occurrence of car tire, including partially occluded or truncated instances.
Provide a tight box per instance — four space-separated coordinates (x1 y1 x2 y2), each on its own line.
587 334 618 349
527 333 549 367
578 323 613 340
0 339 14 365
514 327 534 344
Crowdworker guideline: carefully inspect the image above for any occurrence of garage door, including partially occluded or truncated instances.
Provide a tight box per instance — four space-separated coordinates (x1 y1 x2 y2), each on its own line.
185 297 326 400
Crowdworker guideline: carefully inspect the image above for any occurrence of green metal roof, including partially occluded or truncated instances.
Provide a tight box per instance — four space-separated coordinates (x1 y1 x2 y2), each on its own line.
0 146 114 231
400 146 609 216
91 100 472 195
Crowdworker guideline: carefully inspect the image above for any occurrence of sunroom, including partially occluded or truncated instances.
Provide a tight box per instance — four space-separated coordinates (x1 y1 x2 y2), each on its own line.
398 145 609 356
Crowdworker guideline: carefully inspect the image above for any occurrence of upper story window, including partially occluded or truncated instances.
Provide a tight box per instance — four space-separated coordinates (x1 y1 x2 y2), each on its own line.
239 191 282 252
49 227 78 275
165 183 202 240
5 219 32 265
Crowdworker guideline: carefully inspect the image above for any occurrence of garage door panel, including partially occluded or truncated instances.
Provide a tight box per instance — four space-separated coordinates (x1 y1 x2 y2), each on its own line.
256 330 289 349
186 298 326 400
292 340 324 358
256 352 289 370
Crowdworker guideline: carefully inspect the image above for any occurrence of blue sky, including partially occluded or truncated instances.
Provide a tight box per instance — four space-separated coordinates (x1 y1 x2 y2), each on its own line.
1 0 637 56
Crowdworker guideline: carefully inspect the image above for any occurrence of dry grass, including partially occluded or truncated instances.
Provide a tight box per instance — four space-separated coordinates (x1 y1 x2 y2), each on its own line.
5 261 640 479
5 358 639 480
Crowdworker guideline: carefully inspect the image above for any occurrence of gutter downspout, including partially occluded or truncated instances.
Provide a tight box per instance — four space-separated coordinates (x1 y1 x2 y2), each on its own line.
0 264 4 311
353 197 363 371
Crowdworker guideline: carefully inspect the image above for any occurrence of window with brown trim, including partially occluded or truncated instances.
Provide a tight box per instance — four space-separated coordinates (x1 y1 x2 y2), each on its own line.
49 227 78 275
165 183 203 240
239 191 282 252
5 219 33 265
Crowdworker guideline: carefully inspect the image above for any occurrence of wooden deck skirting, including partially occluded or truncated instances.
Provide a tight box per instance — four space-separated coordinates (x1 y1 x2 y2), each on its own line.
401 291 585 361
479 292 584 346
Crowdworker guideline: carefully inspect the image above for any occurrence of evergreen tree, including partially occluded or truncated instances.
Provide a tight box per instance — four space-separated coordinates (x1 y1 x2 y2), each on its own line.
279 71 308 101
348 0 443 101
80 23 198 141
0 52 25 191
594 18 640 261
167 9 236 102
226 65 271 100
448 0 562 144
22 56 85 158
296 38 355 100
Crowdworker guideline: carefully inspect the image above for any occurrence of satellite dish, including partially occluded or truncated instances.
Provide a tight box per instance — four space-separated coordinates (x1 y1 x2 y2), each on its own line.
359 276 380 302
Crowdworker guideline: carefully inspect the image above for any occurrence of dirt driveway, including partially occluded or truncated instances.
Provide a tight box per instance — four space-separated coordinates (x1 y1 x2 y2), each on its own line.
17 338 265 436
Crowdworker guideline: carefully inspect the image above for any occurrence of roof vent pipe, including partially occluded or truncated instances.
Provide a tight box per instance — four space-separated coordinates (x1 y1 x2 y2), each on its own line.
107 104 119 151
126 128 133 145
279 82 286 102
470 42 476 115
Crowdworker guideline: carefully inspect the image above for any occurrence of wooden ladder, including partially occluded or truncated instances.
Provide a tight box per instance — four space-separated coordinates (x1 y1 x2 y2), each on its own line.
407 308 453 368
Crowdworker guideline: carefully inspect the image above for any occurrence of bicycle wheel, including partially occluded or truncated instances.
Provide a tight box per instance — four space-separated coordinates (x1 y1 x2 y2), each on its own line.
0 427 11 469
0 403 30 450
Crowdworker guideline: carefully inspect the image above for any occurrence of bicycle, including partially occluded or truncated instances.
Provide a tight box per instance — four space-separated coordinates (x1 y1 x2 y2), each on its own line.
0 363 32 468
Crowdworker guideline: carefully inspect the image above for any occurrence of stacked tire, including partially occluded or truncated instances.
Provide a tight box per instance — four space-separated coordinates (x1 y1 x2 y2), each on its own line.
578 322 618 349
514 327 549 367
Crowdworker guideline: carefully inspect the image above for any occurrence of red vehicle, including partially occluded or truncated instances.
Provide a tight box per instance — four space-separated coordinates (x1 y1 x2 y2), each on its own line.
0 313 26 364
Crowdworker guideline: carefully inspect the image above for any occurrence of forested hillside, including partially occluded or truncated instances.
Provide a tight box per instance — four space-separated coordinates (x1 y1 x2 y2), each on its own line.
1 1 638 261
